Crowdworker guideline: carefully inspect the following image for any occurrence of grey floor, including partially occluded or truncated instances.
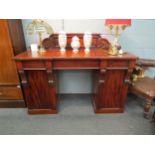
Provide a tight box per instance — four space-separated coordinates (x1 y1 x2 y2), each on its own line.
0 94 155 135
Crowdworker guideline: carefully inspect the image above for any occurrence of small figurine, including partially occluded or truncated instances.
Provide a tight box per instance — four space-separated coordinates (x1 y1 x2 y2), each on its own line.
58 31 67 53
71 36 80 53
83 31 92 53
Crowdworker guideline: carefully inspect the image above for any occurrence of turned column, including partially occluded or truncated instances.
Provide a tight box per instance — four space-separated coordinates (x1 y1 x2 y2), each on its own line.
144 98 152 118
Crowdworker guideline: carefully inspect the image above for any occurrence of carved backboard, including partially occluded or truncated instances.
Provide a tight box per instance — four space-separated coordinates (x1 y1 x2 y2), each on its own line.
42 33 111 50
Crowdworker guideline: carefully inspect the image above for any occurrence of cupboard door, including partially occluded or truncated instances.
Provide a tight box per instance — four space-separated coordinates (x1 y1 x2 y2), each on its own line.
94 59 136 113
21 70 57 114
94 69 129 113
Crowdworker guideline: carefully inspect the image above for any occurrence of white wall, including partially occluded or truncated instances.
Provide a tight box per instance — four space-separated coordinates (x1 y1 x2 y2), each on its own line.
22 19 112 48
22 19 155 94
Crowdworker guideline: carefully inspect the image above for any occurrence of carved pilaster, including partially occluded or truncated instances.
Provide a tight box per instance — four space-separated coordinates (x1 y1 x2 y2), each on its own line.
18 70 28 87
45 61 55 86
124 61 135 85
99 61 107 85
16 61 28 87
144 98 152 119
46 70 55 86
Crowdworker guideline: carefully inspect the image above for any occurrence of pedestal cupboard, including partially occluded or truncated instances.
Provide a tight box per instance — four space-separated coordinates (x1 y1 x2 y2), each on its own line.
14 34 137 114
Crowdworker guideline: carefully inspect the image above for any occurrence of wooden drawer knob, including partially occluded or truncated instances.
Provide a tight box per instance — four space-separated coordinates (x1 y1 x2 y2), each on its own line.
99 80 105 83
124 79 131 84
48 80 54 84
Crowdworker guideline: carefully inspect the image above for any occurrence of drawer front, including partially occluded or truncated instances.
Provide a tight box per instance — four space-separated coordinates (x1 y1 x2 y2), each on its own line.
0 86 23 100
107 60 129 68
53 60 99 69
22 61 45 68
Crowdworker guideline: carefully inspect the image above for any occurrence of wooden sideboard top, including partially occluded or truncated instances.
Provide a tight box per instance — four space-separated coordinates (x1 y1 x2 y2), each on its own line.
14 48 137 61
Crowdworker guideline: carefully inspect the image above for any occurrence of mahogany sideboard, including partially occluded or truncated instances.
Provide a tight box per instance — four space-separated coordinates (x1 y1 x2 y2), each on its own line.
14 48 137 114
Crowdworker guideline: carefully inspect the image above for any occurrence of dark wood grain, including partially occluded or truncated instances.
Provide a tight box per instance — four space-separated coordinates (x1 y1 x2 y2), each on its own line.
94 70 128 113
16 60 58 114
24 70 57 109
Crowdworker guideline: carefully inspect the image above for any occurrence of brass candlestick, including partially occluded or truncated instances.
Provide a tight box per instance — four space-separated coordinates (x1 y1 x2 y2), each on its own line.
107 24 127 56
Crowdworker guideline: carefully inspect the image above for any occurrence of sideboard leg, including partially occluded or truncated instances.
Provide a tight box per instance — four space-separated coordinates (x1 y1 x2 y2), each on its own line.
144 99 152 119
151 110 155 122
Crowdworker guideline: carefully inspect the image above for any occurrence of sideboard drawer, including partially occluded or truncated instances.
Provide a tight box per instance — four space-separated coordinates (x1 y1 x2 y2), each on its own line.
107 60 129 68
22 61 45 68
53 60 100 69
0 86 23 100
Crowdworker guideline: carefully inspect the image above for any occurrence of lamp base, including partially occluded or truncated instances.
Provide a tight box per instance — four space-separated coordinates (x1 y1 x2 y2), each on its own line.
108 45 118 56
38 46 46 54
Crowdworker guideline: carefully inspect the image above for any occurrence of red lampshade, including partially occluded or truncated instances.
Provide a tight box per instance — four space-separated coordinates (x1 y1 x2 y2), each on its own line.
105 19 131 26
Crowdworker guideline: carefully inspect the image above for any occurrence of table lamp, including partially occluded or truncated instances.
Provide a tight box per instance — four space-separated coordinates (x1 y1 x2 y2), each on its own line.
26 19 53 53
105 19 131 56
